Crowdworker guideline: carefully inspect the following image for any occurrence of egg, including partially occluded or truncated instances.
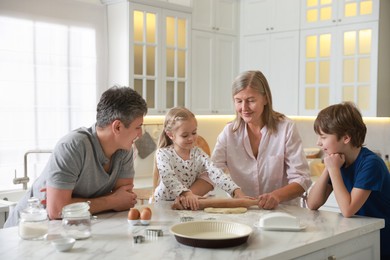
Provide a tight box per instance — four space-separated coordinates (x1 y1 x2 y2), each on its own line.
128 208 140 220
140 207 152 225
142 207 152 214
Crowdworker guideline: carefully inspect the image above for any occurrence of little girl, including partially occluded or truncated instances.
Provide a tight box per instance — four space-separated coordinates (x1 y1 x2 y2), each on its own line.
153 107 245 209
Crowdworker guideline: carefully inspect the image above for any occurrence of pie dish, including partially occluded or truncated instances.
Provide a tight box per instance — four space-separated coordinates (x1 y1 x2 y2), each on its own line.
169 220 253 248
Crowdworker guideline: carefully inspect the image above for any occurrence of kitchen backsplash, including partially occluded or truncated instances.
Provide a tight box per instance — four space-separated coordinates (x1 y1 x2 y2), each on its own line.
133 115 390 189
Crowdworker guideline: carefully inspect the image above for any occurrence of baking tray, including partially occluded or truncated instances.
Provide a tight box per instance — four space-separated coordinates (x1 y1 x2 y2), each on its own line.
169 220 252 248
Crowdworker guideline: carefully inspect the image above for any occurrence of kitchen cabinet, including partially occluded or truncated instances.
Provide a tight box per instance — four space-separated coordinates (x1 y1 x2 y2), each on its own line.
299 22 378 116
298 231 379 260
239 0 300 115
191 0 238 115
106 1 191 115
241 0 301 35
192 0 238 36
240 31 299 115
191 30 237 115
301 0 379 29
299 0 390 116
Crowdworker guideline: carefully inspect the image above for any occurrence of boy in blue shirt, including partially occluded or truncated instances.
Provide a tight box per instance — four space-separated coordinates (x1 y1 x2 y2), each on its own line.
306 102 390 259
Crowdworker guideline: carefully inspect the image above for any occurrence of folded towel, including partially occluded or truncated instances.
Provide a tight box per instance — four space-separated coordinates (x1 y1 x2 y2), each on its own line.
134 132 157 159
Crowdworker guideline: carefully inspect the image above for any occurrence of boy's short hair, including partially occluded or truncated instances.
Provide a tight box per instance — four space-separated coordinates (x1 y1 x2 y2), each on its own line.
314 102 367 148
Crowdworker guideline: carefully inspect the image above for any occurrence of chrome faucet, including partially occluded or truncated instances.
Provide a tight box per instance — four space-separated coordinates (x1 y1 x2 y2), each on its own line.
13 149 53 190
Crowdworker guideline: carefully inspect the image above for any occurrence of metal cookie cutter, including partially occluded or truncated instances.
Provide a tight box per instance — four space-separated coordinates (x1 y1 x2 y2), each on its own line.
133 235 145 244
180 216 194 222
145 228 163 237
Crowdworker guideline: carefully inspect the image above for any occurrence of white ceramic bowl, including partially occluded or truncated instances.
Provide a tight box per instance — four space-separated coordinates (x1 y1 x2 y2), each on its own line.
51 237 76 252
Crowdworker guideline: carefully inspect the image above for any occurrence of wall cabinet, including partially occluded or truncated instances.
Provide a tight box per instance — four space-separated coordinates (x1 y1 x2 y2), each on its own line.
299 22 378 116
239 0 300 115
299 0 390 116
191 0 238 115
241 0 300 35
301 0 379 29
191 30 237 115
106 1 191 115
240 31 299 115
192 0 238 35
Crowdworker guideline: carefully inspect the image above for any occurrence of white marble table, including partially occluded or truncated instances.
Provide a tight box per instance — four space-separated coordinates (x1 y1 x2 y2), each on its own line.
0 201 384 260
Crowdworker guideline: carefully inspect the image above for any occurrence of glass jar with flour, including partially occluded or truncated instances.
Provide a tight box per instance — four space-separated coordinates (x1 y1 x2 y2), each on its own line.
18 197 48 240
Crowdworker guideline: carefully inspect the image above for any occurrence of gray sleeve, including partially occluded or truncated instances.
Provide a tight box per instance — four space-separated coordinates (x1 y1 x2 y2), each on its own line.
46 136 86 190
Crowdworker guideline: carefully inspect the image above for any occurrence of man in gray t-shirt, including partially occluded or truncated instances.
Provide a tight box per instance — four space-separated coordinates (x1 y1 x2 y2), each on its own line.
5 86 147 227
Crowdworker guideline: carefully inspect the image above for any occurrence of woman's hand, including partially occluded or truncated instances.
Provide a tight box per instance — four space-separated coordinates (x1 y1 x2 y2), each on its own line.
257 193 280 209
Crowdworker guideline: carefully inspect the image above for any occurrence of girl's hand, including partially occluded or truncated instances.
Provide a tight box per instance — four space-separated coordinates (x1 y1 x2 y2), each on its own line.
180 191 200 210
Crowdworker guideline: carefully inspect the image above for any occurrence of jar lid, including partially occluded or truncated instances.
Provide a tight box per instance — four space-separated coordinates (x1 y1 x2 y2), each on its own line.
20 197 47 221
62 202 90 217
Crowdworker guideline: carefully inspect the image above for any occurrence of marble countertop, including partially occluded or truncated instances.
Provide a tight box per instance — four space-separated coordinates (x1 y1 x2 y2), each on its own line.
0 201 384 260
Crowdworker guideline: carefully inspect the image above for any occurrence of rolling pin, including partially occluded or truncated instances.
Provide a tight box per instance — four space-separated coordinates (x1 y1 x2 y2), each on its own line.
171 198 259 210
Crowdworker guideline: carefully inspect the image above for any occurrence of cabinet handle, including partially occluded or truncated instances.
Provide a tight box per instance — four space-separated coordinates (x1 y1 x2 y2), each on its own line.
332 19 337 23
270 27 274 30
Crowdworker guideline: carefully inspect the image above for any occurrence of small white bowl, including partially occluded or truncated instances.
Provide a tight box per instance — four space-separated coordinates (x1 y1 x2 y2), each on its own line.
51 237 76 252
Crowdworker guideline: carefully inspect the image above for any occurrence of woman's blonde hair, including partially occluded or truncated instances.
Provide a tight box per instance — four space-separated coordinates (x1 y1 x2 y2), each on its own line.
232 70 284 134
157 106 196 149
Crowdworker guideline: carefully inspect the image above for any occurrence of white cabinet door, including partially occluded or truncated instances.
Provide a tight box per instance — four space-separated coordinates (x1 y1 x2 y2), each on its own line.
191 31 213 114
191 30 236 114
299 22 378 116
107 2 191 115
296 230 380 260
326 231 380 260
301 0 379 29
192 0 238 35
240 31 299 115
241 0 300 35
212 34 237 114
